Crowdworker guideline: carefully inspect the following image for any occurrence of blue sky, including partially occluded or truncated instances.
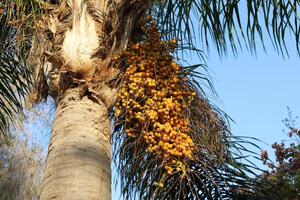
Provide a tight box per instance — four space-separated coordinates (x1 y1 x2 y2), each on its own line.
111 47 300 200
111 42 300 200
206 46 300 154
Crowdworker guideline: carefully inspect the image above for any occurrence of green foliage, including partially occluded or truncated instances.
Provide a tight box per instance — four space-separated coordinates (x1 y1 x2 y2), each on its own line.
0 12 31 143
112 22 269 200
0 0 50 143
151 0 300 56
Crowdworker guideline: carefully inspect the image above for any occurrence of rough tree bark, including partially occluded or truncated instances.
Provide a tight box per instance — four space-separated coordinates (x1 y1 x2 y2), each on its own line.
40 88 111 200
34 0 150 199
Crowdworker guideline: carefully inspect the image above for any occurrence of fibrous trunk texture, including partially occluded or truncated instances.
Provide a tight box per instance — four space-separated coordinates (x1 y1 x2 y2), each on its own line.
32 0 151 199
40 88 111 200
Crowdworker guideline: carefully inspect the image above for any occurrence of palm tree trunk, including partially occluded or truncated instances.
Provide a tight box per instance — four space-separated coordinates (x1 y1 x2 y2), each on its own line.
40 88 111 200
36 0 147 198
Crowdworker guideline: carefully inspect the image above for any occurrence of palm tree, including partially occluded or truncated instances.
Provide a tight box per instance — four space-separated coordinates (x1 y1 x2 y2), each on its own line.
1 0 300 199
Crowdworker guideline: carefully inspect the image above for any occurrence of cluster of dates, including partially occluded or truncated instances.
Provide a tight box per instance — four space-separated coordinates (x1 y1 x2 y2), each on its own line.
114 17 195 176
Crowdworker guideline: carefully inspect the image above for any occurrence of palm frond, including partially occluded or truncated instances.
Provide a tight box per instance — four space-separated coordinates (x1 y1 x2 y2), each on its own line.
0 0 55 143
0 8 32 143
111 20 271 200
151 0 300 56
112 96 270 199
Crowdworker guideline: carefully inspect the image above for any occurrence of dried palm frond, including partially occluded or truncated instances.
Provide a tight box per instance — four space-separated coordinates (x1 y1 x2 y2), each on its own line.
0 0 57 143
0 11 31 143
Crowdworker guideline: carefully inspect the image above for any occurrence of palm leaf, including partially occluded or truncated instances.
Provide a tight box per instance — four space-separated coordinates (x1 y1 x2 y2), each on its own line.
111 22 271 199
151 0 300 56
0 8 32 143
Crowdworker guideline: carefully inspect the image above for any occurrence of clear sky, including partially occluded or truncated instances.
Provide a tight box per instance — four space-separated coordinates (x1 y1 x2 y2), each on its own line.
206 45 300 153
111 45 300 200
111 48 300 200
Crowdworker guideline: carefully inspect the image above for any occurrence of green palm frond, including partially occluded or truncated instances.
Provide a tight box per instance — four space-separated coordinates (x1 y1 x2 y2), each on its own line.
0 9 32 143
113 94 270 199
111 22 271 199
0 0 53 143
112 99 269 199
151 0 300 56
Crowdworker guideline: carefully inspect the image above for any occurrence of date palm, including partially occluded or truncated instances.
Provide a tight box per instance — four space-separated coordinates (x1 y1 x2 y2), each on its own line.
1 0 300 199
